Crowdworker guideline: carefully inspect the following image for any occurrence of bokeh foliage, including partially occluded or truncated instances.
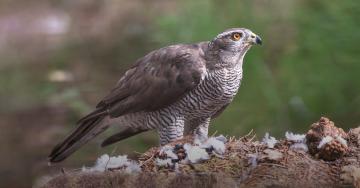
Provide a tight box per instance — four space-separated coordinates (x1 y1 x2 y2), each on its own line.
153 0 360 136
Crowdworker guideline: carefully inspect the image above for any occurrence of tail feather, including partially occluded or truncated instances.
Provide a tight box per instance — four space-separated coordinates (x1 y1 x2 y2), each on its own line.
76 108 107 124
49 110 109 163
101 127 147 147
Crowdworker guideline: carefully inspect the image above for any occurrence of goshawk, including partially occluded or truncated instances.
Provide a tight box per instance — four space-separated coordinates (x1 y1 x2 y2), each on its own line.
49 28 262 162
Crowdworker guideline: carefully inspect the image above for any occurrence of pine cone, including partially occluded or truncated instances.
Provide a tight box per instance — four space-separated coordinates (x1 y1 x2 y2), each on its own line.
317 139 347 161
306 117 348 161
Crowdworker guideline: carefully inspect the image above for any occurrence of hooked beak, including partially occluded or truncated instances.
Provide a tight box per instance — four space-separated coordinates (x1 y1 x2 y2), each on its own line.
255 36 262 45
249 34 262 45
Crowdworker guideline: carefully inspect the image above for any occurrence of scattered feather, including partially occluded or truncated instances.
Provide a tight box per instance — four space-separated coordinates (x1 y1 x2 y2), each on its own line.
153 136 229 167
155 158 172 167
183 143 192 151
193 137 202 145
185 145 210 163
263 149 283 161
201 137 226 155
82 154 140 173
159 145 178 160
262 133 278 148
335 135 348 147
285 132 306 143
290 143 309 152
247 153 258 168
318 136 334 149
215 135 228 143
124 162 141 174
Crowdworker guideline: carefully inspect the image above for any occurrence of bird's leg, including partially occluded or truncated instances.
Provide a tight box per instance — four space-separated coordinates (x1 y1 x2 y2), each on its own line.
158 116 185 146
193 118 211 142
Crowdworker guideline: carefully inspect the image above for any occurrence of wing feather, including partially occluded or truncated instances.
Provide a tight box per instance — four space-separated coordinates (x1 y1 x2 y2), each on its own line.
98 44 207 118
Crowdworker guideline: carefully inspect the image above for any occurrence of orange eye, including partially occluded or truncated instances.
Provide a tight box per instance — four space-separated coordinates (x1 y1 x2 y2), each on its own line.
232 33 242 41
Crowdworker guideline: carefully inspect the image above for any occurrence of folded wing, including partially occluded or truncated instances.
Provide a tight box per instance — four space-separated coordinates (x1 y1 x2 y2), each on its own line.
49 44 206 162
96 44 206 118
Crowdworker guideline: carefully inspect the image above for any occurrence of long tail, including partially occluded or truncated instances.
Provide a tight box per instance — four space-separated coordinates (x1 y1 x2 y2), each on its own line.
101 127 147 147
48 109 109 163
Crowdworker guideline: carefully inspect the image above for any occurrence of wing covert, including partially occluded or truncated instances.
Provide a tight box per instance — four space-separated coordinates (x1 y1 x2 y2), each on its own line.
97 44 206 118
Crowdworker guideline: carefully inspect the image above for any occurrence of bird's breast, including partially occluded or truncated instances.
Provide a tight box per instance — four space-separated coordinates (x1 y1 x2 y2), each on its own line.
176 66 243 118
208 67 243 101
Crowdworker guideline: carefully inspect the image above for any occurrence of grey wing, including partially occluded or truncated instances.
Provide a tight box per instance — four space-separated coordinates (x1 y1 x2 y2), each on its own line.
95 44 206 118
49 44 207 162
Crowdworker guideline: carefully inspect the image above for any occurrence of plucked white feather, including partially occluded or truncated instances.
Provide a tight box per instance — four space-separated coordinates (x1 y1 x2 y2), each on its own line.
285 132 306 143
335 135 348 147
82 154 140 173
290 143 309 152
201 137 226 155
159 145 178 160
155 158 172 167
262 133 278 148
317 136 334 149
184 144 210 163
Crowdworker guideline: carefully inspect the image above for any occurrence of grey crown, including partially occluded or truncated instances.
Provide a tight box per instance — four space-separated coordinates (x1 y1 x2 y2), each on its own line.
49 28 262 163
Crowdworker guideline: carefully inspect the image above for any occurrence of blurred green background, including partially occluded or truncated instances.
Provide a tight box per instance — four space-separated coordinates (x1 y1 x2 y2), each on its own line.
0 0 359 187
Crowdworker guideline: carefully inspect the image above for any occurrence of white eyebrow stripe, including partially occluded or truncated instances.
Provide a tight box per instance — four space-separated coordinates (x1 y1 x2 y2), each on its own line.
215 29 248 39
215 31 235 38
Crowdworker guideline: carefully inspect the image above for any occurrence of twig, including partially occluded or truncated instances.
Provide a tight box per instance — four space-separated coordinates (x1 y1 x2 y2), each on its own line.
105 146 119 170
242 129 254 139
210 130 218 137
140 153 156 167
259 163 287 169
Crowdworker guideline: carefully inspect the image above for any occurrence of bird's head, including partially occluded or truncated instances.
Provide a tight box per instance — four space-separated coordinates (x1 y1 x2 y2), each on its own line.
208 28 262 67
211 28 262 51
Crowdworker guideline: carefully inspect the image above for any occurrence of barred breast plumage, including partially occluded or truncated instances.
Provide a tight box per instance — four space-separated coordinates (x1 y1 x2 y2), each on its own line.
49 28 262 162
179 64 243 117
145 63 243 144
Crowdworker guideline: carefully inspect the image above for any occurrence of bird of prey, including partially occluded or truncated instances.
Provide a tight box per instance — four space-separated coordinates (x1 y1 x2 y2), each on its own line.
49 28 262 163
